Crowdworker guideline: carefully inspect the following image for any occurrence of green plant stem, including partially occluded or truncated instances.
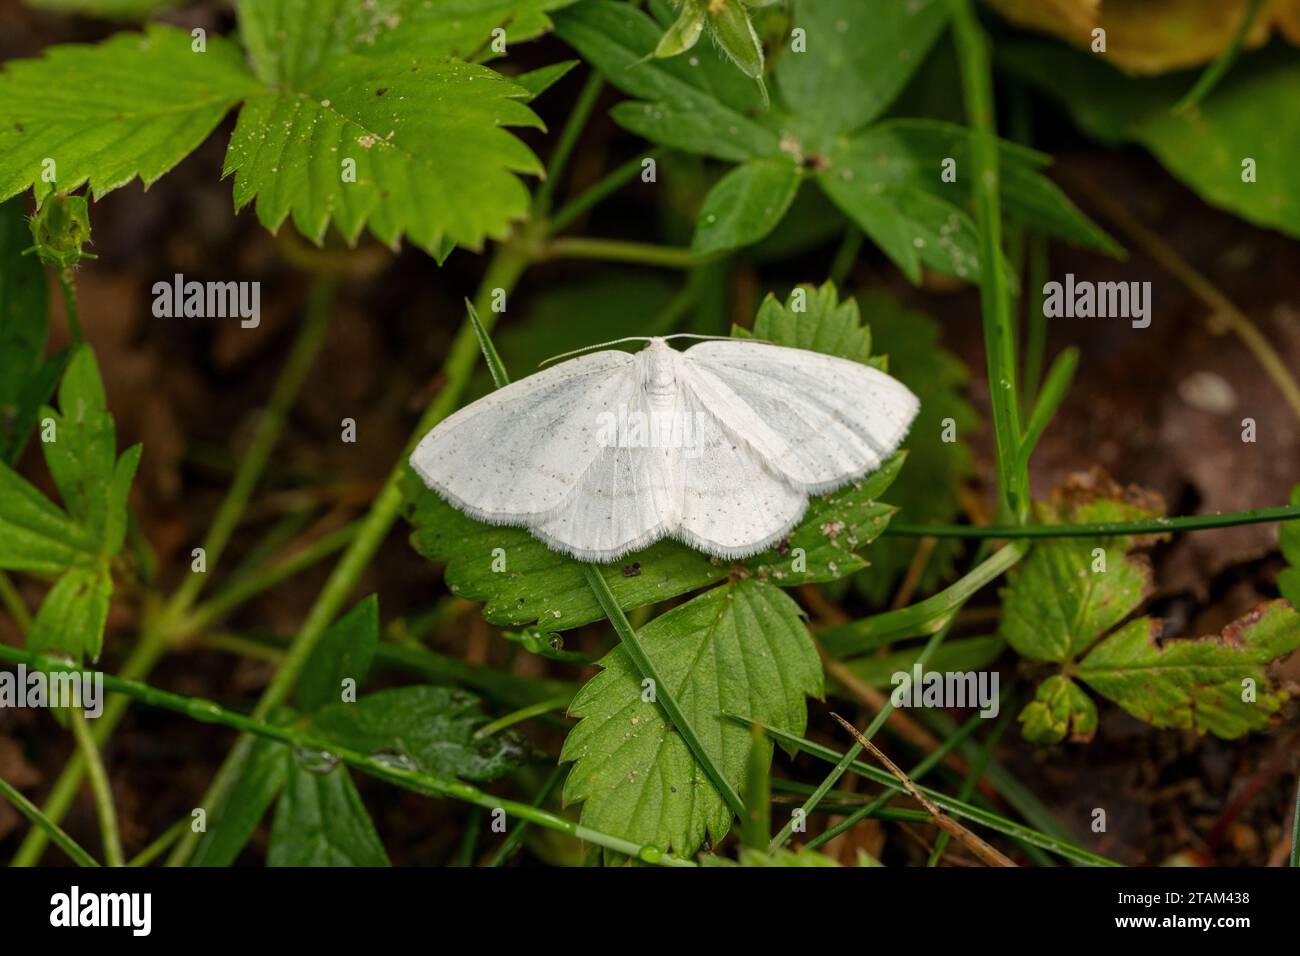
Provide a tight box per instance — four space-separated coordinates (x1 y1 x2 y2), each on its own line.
11 629 168 866
885 504 1300 539
169 276 337 613
56 270 84 345
488 765 567 867
186 521 359 631
740 716 1118 867
474 694 572 739
0 570 33 634
68 709 124 867
820 542 1026 656
947 0 1025 522
128 817 190 867
167 247 531 867
550 148 664 233
581 563 747 820
543 236 709 269
1021 232 1049 414
1291 774 1300 867
770 617 961 851
10 280 341 868
828 226 864 287
1174 0 1265 112
0 645 692 867
533 71 604 218
1016 345 1078 474
0 774 99 867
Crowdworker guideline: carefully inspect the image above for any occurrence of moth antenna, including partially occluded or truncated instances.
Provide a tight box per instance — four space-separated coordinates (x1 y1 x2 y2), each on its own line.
538 336 654 367
662 333 775 346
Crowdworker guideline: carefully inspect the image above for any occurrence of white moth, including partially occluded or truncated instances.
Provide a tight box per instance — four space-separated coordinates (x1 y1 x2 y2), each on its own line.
409 336 919 563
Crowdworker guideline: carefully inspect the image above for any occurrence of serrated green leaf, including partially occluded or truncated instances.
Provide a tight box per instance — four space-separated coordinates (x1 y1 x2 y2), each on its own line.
28 561 111 663
404 452 902 632
1018 674 1098 744
0 25 258 202
40 346 135 551
1076 601 1300 738
557 1 776 161
999 498 1159 663
309 686 528 782
702 846 845 867
561 579 822 855
298 595 379 714
1001 43 1300 241
743 281 881 367
691 157 801 254
776 0 949 145
189 733 290 867
224 53 542 253
0 195 57 465
268 764 389 867
0 464 97 572
854 291 976 604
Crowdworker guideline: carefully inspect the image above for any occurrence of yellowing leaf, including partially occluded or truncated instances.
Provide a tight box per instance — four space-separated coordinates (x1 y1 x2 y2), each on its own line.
1077 601 1300 738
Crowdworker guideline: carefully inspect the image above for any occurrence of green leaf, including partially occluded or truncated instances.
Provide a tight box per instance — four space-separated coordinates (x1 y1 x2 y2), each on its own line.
0 195 58 465
703 846 846 867
557 1 776 162
1076 601 1300 738
40 346 140 553
298 595 379 714
403 451 902 633
268 764 389 867
999 497 1160 664
0 465 97 573
691 157 802 254
0 25 258 202
226 0 544 254
776 0 949 145
1018 674 1098 745
189 734 290 867
742 281 882 367
854 291 977 604
1001 43 1300 241
561 579 822 855
309 686 528 782
826 145 996 286
28 561 112 663
847 120 1121 255
1279 485 1300 608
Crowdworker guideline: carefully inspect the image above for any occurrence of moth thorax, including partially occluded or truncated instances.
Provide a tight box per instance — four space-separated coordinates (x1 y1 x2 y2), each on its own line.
643 344 677 408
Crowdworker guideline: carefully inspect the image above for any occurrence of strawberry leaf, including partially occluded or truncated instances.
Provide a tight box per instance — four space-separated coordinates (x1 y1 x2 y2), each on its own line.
561 579 822 856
